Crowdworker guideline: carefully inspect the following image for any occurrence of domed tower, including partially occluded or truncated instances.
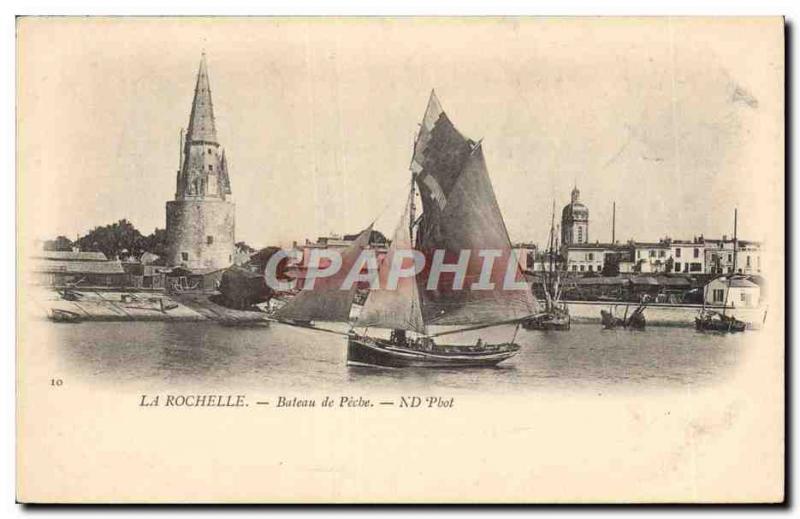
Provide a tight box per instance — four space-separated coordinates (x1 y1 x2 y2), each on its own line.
561 185 589 246
166 53 235 270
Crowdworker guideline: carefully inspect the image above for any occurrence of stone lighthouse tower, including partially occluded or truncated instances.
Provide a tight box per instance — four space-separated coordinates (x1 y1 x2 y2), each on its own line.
166 54 235 270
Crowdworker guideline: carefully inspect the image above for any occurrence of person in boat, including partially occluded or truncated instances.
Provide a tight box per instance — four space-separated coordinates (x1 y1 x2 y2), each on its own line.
390 329 407 346
420 337 434 352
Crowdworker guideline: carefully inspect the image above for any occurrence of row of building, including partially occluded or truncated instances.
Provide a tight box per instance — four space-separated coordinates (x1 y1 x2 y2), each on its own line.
515 235 762 276
514 186 763 276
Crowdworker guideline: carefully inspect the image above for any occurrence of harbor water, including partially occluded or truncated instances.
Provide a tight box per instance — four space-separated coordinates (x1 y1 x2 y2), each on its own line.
40 319 749 394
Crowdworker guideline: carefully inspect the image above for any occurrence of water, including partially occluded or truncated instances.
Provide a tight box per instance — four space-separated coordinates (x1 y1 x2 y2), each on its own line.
43 320 747 394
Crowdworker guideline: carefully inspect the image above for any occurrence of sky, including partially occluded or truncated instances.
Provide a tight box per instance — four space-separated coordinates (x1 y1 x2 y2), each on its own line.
18 17 783 250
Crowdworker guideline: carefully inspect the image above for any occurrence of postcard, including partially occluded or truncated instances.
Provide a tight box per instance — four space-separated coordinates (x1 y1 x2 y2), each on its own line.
16 16 784 503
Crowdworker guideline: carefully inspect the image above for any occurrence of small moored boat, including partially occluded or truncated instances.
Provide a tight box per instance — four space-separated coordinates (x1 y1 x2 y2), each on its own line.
695 310 746 333
48 308 82 323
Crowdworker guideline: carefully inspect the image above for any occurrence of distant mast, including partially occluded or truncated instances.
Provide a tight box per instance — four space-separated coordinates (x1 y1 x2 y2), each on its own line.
611 201 616 244
733 208 738 274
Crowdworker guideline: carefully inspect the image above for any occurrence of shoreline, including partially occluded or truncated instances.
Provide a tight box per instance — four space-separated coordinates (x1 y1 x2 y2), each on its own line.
32 288 767 329
33 288 269 324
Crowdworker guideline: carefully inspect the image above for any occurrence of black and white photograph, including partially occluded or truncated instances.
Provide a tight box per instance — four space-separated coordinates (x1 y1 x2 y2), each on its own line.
14 16 785 504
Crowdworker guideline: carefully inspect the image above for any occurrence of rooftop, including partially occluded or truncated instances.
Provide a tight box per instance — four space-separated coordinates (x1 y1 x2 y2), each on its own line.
33 250 109 262
31 258 125 275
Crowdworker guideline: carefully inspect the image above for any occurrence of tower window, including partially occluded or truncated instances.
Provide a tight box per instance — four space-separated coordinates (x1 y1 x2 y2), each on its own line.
181 252 188 261
209 164 213 171
208 148 212 154
207 235 214 245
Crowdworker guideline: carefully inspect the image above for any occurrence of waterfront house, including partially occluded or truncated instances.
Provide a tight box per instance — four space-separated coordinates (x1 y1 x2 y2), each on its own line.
703 276 761 308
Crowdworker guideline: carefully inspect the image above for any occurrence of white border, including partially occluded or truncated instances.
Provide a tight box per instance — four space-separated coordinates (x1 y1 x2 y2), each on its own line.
3 1 795 516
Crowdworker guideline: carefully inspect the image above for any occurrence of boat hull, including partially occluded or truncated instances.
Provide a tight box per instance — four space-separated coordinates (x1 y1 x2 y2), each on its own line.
600 309 645 330
695 317 746 333
48 309 82 323
346 336 520 368
522 312 570 331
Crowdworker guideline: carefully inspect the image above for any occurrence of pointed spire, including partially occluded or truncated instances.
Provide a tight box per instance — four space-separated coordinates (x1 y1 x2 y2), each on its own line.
186 53 217 144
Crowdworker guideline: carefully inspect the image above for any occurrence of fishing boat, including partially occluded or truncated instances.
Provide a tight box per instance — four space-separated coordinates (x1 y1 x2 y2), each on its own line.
601 302 646 330
696 209 747 333
523 309 570 331
48 308 83 323
694 310 746 333
275 91 540 368
523 201 570 331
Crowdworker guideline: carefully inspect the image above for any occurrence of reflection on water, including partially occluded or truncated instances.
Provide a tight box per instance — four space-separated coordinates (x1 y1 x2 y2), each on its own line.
45 320 746 393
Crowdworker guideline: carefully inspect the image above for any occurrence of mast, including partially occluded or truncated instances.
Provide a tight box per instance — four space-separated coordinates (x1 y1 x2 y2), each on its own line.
721 208 737 316
612 201 616 244
545 200 556 310
409 131 417 242
733 208 738 274
549 200 555 275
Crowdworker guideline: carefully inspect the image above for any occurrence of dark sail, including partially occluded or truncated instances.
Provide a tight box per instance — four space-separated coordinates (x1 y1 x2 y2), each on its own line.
275 226 372 323
412 93 538 325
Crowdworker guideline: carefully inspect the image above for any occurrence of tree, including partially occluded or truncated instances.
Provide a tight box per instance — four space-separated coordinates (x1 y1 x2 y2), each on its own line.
141 228 169 258
602 253 621 277
76 219 145 259
43 235 73 251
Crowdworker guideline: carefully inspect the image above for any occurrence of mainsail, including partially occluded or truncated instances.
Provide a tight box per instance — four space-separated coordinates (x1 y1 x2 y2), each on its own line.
355 192 426 334
275 225 373 323
412 91 539 325
275 92 537 333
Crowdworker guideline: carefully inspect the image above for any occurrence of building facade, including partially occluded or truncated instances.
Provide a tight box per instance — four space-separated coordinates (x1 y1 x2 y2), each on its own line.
704 238 762 275
166 54 235 270
563 243 608 273
560 186 589 246
670 239 705 273
631 242 673 273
